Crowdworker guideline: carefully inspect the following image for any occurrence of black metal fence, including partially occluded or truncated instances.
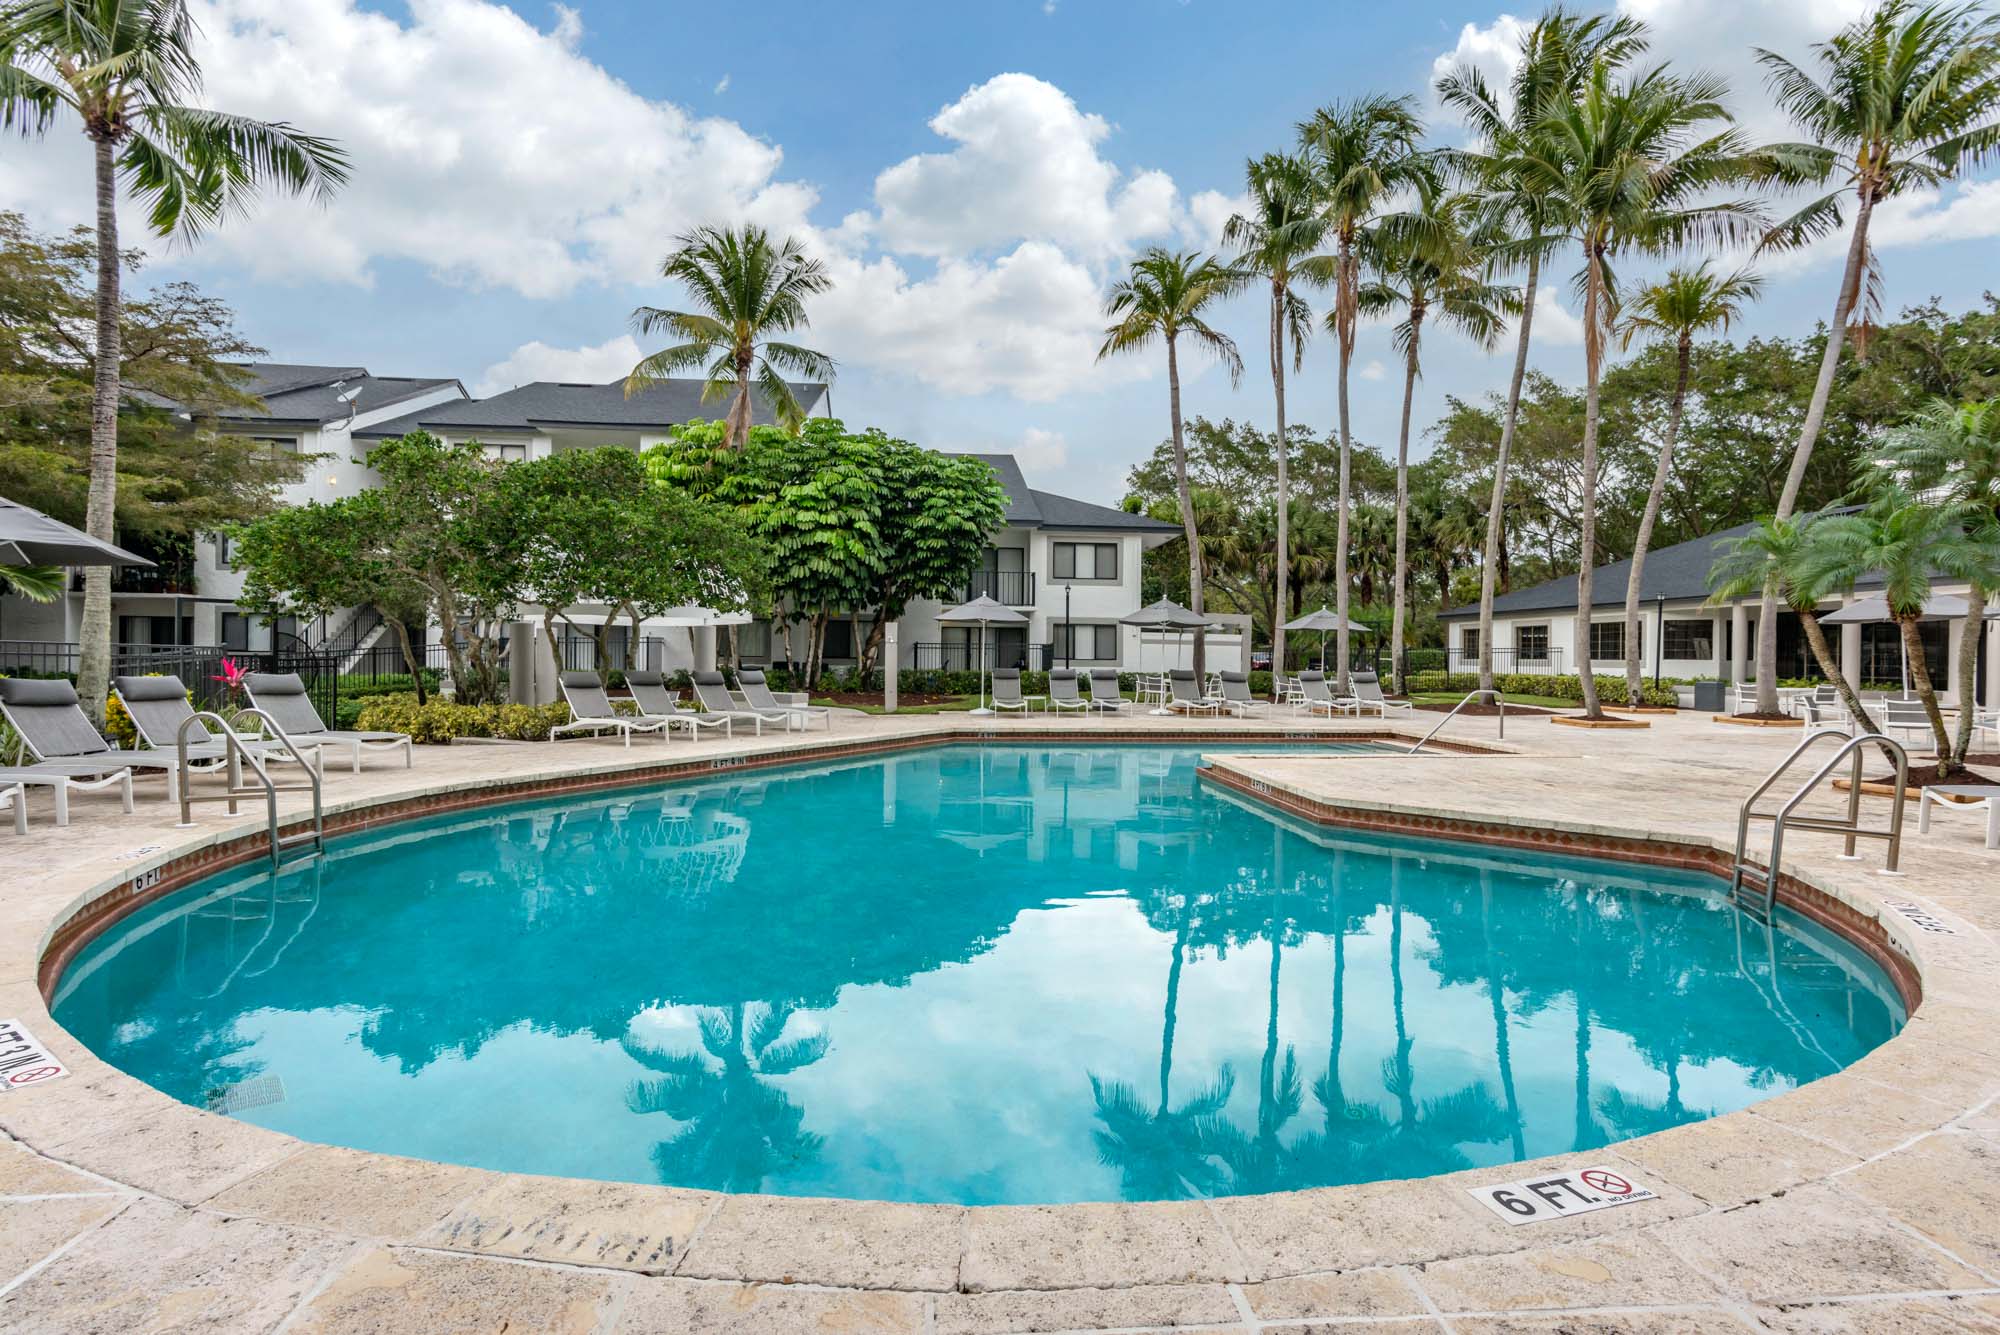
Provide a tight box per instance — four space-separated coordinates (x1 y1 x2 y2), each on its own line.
1444 645 1566 676
0 639 340 728
954 570 1037 607
912 640 1057 673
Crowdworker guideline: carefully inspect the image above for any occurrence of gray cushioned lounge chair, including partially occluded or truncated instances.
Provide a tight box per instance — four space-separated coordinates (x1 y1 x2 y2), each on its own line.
1215 671 1269 717
739 669 831 730
625 673 733 739
1166 669 1220 716
0 677 196 803
1047 669 1089 713
0 764 133 829
1085 669 1132 713
243 673 412 772
1919 784 2000 850
1342 670 1413 717
551 671 671 746
112 675 321 771
1290 670 1347 716
691 671 794 734
990 668 1037 714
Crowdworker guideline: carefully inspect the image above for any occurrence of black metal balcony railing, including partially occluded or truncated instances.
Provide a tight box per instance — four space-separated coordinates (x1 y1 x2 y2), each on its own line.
955 570 1036 606
913 641 1056 673
69 567 199 595
1446 645 1566 676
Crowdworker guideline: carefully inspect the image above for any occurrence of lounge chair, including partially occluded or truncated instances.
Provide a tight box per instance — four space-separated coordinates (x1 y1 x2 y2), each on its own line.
625 673 733 739
990 668 1039 714
1880 698 1933 748
1213 671 1269 717
1166 669 1220 716
1341 670 1414 718
1919 784 2000 850
739 669 832 731
1290 670 1347 717
551 671 672 746
0 764 133 829
1047 669 1089 713
1086 669 1133 713
691 671 794 734
0 677 210 803
242 673 412 773
112 675 321 771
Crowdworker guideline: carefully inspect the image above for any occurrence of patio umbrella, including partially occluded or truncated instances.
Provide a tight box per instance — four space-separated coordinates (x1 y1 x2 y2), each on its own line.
1820 592 1996 698
937 594 1029 716
0 495 153 568
1281 605 1370 672
1121 599 1218 715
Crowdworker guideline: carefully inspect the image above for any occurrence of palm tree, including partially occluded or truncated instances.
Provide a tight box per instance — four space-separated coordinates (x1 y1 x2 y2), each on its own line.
1098 250 1244 681
1872 399 2000 762
2 0 348 724
1358 188 1513 693
1514 59 1761 719
1810 493 2000 778
1613 262 1763 705
626 224 836 449
1707 513 1884 738
1750 0 2000 716
1225 156 1322 675
1437 8 1647 697
1298 95 1430 694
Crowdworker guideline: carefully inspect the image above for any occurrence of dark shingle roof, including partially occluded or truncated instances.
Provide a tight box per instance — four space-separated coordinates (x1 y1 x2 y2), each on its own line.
215 363 462 427
353 379 828 439
1027 488 1178 532
958 454 1041 525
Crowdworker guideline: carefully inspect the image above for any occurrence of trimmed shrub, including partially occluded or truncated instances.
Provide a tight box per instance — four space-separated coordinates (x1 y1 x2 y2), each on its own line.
1404 670 1679 708
355 693 570 743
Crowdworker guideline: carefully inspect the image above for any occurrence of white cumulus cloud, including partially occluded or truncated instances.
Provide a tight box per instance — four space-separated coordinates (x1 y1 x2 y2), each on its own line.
473 335 644 397
1013 426 1069 472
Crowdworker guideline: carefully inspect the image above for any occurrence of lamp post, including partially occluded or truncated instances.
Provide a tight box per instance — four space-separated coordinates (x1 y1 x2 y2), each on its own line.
1063 582 1073 668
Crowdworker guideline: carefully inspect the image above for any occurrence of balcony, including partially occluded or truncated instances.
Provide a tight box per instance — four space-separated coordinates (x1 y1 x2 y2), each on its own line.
955 570 1036 606
70 566 199 595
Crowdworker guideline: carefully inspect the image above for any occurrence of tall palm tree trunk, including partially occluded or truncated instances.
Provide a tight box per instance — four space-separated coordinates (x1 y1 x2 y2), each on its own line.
1953 589 1988 765
1573 253 1607 720
1623 338 1689 705
1796 608 1881 736
1270 284 1290 676
1334 247 1355 694
78 133 124 728
1761 193 1877 714
725 349 756 449
1390 317 1422 695
1899 613 1954 779
1167 336 1205 681
1478 255 1538 696
1159 909 1191 1113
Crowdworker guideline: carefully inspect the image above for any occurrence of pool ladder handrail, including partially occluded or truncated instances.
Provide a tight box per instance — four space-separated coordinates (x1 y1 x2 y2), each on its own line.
1730 728 1907 922
1408 688 1504 755
175 708 325 869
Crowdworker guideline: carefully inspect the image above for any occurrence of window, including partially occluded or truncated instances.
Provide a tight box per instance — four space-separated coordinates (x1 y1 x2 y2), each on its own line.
1517 623 1550 663
1056 623 1119 662
1588 621 1637 660
736 620 772 660
1460 627 1480 658
1053 541 1118 581
1663 619 1714 660
481 441 529 462
823 619 855 661
252 435 301 454
211 531 235 570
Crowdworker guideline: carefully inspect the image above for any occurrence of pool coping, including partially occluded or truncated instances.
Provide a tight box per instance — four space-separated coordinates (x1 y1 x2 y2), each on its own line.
5 711 1999 1331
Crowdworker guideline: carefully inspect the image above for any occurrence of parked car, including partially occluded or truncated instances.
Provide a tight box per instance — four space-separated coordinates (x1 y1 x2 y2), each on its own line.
1250 649 1272 671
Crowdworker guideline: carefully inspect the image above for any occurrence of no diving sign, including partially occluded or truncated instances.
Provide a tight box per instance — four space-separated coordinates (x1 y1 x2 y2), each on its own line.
1467 1165 1657 1225
0 1019 69 1090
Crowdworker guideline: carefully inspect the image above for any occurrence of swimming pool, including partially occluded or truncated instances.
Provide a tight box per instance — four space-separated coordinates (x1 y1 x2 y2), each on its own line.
51 742 1903 1205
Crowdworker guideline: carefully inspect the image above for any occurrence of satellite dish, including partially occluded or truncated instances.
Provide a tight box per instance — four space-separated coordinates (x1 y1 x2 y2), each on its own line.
330 381 364 429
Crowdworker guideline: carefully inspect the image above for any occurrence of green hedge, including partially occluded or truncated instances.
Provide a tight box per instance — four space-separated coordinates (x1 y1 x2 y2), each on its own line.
354 693 571 743
1405 670 1679 708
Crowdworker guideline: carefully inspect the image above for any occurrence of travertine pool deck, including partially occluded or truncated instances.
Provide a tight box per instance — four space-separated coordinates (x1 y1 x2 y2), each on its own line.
2 706 1997 1333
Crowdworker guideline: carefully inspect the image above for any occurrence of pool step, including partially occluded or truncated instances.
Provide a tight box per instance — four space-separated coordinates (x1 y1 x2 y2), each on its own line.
273 829 324 868
1728 860 1776 923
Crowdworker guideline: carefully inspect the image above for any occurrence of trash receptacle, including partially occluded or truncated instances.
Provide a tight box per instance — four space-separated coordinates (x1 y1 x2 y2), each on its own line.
1692 680 1726 712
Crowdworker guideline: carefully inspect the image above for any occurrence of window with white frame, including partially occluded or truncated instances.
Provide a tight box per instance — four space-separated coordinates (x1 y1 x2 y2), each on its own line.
1460 626 1480 658
1663 619 1714 659
1056 623 1119 662
1053 541 1118 581
1588 620 1637 660
481 440 529 462
1517 623 1550 663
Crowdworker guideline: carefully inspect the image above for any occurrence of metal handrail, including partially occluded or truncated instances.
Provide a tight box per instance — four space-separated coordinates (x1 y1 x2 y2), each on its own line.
175 708 324 868
1408 688 1504 755
1730 727 1907 920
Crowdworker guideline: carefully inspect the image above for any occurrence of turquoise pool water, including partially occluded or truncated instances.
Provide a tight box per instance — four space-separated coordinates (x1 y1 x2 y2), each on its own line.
53 743 1903 1205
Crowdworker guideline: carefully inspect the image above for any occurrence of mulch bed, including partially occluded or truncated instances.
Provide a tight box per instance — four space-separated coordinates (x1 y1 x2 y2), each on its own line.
1730 711 1796 722
1862 763 2000 790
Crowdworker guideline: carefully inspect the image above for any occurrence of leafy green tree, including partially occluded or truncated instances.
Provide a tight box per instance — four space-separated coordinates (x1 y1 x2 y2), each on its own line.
1513 57 1760 717
1808 494 2000 775
1358 187 1512 690
1299 93 1431 690
1613 262 1763 704
1872 399 2000 761
1753 0 2000 715
2 0 348 723
626 224 835 449
0 211 305 548
1225 153 1322 672
857 441 1005 675
1707 512 1882 737
1437 7 1646 695
1098 248 1243 679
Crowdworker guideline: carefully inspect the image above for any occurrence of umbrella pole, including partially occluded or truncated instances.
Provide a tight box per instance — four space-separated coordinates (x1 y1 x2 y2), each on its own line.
970 621 993 716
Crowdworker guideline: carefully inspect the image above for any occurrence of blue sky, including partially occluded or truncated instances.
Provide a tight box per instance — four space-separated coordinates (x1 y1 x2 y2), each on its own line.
5 0 1997 506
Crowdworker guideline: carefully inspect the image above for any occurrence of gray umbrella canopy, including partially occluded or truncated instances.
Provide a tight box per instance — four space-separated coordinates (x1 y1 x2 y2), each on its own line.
1281 605 1369 634
1120 598 1213 629
937 594 1030 626
0 496 153 568
1820 592 1994 623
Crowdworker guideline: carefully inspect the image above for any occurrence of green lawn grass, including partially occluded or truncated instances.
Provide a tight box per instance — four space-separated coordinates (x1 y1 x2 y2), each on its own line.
810 693 981 715
1408 690 1577 710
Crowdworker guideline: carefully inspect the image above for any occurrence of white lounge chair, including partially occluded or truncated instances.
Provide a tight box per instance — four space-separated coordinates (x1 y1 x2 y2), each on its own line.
691 671 794 734
1880 698 1934 748
1213 671 1269 717
1919 784 2000 850
1085 669 1132 713
243 672 412 772
1290 670 1347 717
738 669 832 730
551 671 671 746
112 675 322 773
0 764 133 829
2 677 232 804
990 669 1039 714
1341 670 1414 718
626 673 733 739
1046 670 1089 713
1166 670 1220 716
